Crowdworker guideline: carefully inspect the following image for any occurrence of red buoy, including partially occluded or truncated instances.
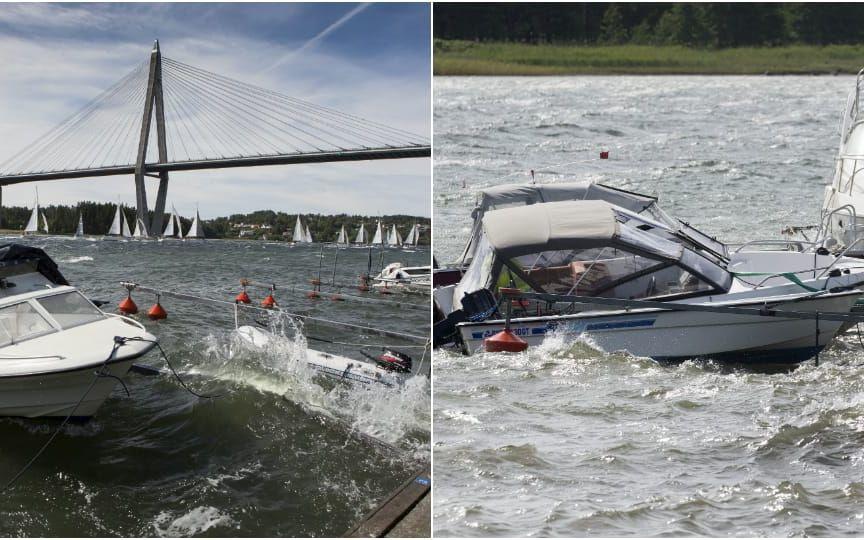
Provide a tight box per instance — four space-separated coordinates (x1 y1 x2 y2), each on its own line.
235 290 251 304
262 294 276 308
118 294 138 315
484 329 528 353
600 150 610 159
147 302 167 320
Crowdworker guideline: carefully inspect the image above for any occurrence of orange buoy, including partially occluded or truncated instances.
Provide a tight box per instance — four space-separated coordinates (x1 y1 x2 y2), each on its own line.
262 294 276 308
484 329 528 353
118 294 138 315
147 301 167 320
306 290 320 299
235 290 251 304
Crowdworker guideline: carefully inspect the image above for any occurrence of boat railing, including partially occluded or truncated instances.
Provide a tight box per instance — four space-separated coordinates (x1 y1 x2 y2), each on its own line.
818 203 864 243
841 68 864 142
816 237 864 279
730 239 817 254
747 265 839 289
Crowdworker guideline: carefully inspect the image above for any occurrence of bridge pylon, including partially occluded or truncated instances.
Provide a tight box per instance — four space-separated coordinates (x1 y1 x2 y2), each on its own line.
134 39 170 236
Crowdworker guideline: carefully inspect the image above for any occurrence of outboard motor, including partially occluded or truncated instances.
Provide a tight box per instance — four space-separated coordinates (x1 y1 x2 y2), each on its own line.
433 288 500 348
372 349 413 373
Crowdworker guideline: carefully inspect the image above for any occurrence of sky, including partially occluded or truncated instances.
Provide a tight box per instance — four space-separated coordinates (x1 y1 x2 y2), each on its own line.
0 2 431 218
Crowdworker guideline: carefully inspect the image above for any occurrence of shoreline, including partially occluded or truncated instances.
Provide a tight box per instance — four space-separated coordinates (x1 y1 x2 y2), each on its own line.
434 41 864 76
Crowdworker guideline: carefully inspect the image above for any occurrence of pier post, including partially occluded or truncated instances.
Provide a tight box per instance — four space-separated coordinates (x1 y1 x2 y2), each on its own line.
134 40 171 236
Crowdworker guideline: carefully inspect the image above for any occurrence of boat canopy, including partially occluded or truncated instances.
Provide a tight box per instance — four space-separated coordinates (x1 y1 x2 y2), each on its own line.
453 200 732 309
476 181 658 216
0 244 69 285
460 182 678 265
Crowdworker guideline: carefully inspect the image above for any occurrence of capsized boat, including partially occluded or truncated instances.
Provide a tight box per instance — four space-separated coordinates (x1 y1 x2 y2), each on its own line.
0 244 156 417
372 262 431 294
441 200 864 364
236 325 409 387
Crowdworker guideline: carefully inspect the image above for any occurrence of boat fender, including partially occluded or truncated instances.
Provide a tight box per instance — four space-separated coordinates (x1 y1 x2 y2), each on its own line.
118 293 138 315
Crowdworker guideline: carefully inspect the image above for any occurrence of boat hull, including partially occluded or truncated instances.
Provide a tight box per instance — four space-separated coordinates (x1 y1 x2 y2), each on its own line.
457 292 860 364
0 356 142 418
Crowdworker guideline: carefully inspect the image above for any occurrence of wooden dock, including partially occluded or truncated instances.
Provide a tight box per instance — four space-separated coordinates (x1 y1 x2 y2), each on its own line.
344 466 430 538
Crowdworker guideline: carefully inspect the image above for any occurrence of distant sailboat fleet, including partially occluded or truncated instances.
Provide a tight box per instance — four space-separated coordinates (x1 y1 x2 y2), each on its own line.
18 190 421 246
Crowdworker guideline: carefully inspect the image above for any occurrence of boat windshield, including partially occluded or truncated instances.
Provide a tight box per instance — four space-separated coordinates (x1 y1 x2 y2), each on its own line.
37 291 105 329
501 247 715 299
0 302 55 347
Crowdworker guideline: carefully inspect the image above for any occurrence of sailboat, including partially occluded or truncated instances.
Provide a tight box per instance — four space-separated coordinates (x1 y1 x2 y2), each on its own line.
24 191 49 235
186 209 204 239
371 220 384 245
132 218 148 239
73 214 84 238
305 223 314 243
106 204 132 238
354 223 368 245
161 206 185 239
292 216 306 243
336 225 349 246
386 224 402 247
405 223 420 246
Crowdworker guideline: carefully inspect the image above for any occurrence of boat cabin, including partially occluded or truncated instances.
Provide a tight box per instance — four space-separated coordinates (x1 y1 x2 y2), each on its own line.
452 200 733 312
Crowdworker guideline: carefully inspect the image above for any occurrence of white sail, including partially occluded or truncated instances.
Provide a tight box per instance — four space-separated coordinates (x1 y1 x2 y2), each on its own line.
108 206 122 236
305 224 313 243
163 211 175 237
404 223 416 245
74 214 84 237
336 225 348 244
175 214 184 239
133 218 147 238
186 211 204 238
371 221 383 245
121 209 132 238
387 224 402 246
24 205 39 234
40 211 49 234
292 216 304 242
354 223 367 244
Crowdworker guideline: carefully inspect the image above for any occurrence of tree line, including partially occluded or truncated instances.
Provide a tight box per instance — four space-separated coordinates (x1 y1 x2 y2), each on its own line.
434 3 864 47
1 201 430 244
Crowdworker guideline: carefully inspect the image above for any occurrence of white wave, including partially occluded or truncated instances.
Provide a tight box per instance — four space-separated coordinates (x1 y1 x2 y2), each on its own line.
61 255 94 263
153 506 236 537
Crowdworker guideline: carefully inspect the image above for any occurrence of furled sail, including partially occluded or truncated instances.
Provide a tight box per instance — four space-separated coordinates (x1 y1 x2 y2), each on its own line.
354 223 367 244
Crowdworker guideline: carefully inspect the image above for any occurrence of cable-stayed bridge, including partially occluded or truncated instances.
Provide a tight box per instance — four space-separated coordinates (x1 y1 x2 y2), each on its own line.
0 41 430 235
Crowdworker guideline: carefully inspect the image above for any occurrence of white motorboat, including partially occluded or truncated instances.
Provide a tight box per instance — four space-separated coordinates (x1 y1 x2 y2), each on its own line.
372 262 431 294
0 244 156 417
821 69 864 256
442 200 864 365
236 325 409 387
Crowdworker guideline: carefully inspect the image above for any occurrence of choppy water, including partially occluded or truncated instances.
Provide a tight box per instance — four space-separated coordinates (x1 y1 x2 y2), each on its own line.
0 237 429 537
433 76 864 536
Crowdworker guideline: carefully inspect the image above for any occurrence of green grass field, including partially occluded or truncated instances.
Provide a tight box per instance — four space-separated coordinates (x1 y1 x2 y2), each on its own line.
434 40 864 75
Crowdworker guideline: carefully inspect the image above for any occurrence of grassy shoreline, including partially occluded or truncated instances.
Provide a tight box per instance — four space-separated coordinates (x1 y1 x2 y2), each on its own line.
434 40 864 76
